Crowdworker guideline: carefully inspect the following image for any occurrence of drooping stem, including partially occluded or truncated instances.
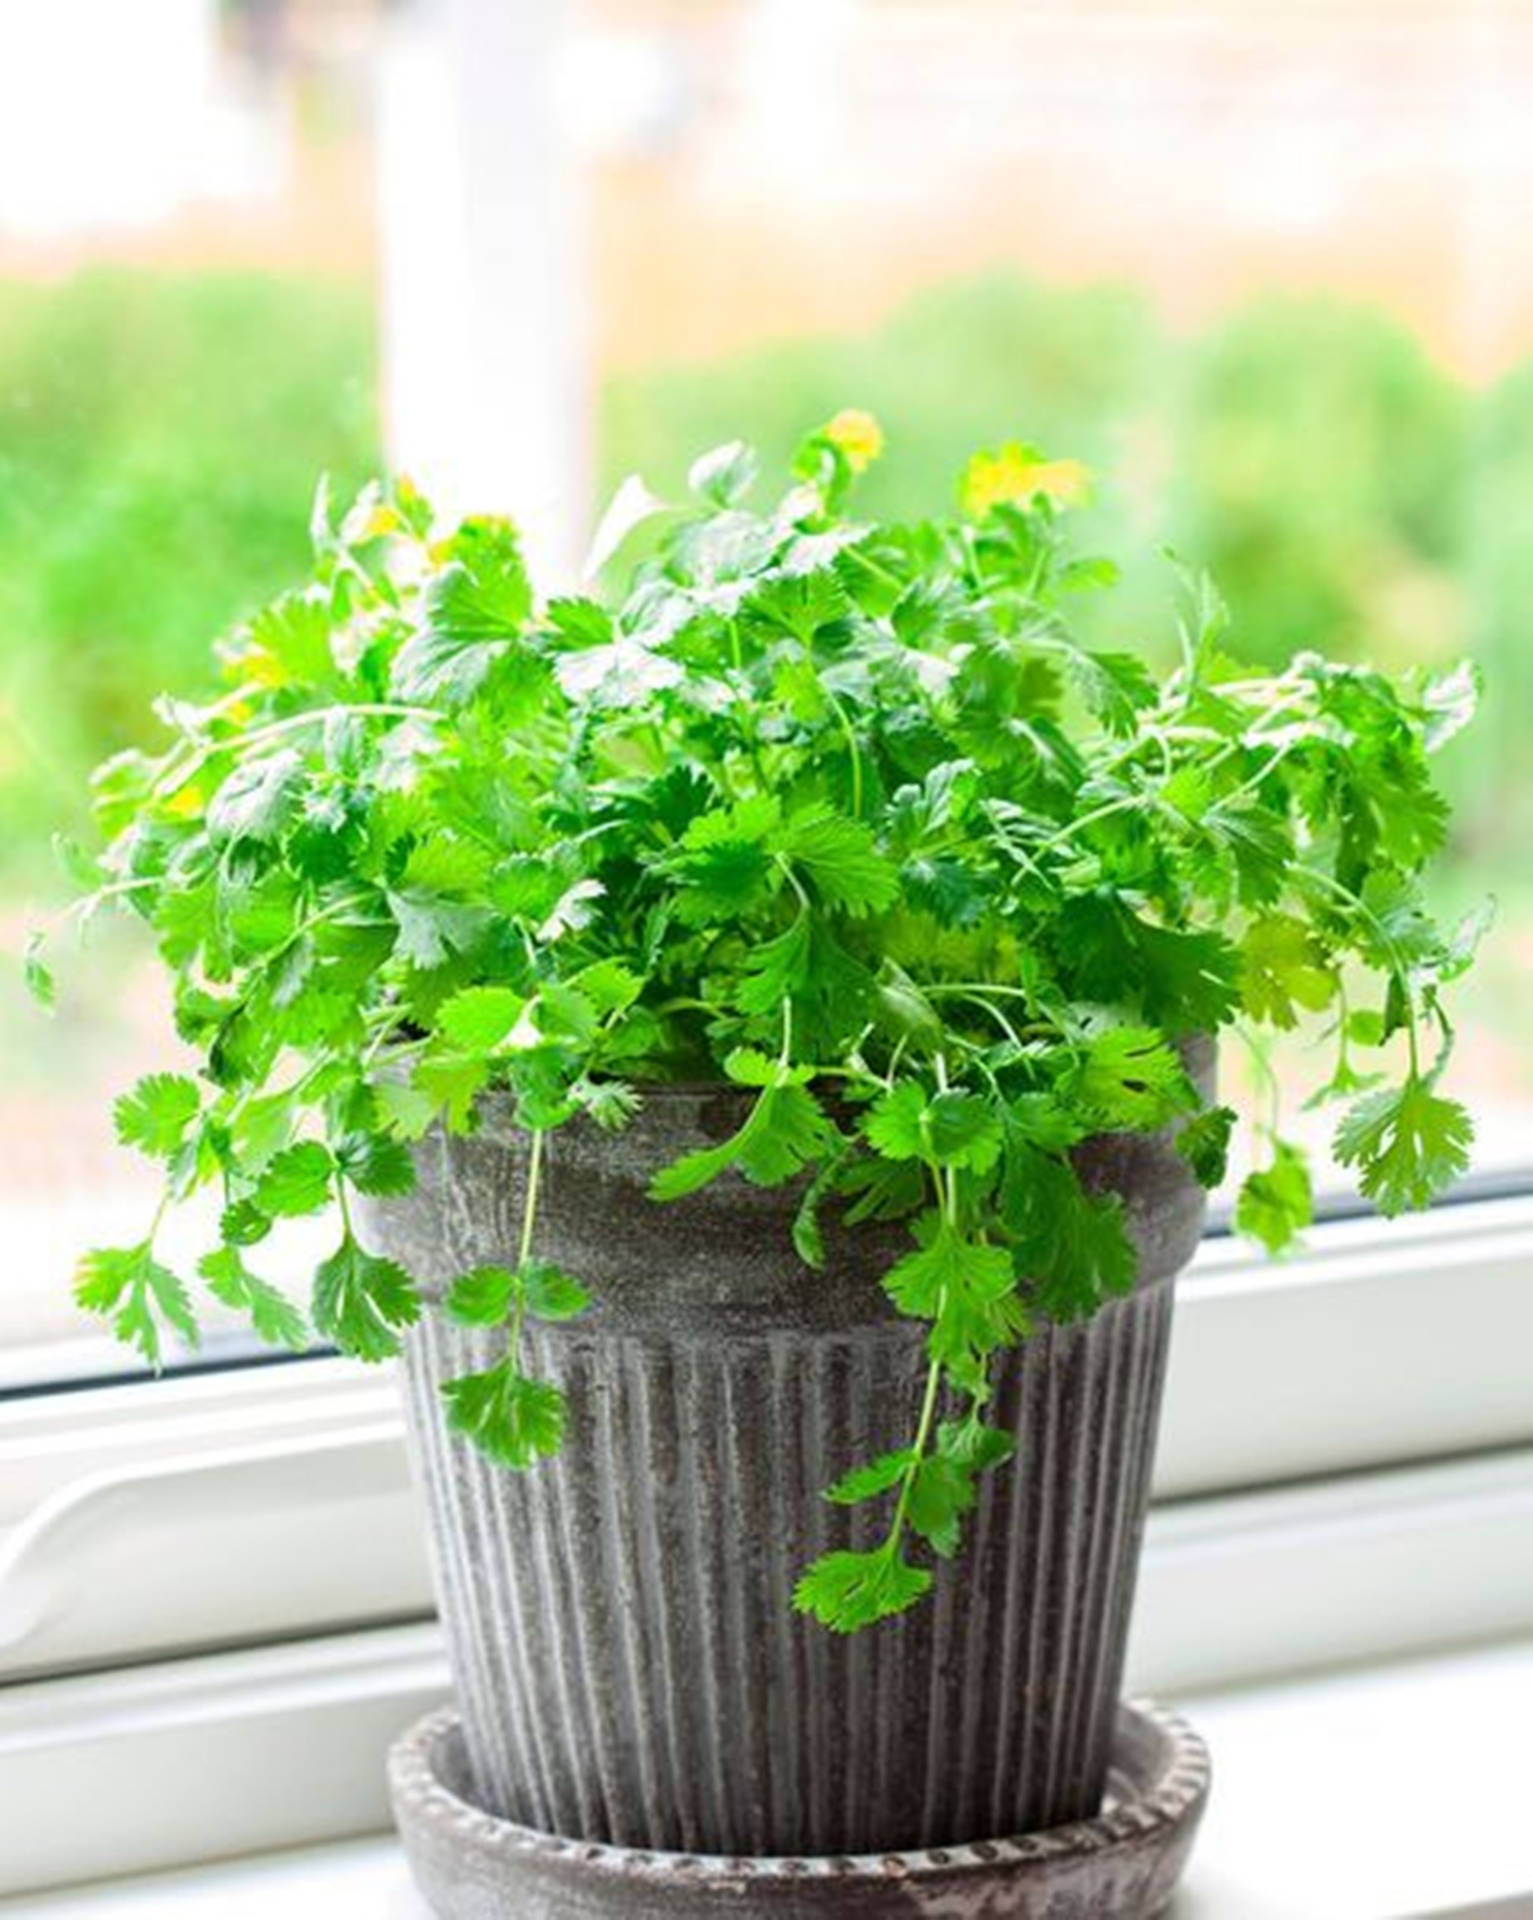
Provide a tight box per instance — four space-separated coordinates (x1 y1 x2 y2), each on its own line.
509 1128 546 1359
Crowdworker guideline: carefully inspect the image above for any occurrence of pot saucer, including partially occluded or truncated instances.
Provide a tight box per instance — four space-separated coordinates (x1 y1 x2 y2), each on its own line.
389 1697 1209 1918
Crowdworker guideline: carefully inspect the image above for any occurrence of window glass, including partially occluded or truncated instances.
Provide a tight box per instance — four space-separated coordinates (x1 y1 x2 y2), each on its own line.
577 0 1532 1200
6 0 1528 1384
1 0 383 1382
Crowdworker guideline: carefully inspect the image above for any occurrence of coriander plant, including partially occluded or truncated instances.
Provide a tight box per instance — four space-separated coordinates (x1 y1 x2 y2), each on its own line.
32 414 1484 1631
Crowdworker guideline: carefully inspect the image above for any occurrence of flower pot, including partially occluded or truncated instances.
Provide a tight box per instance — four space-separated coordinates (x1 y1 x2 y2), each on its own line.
360 1036 1211 1862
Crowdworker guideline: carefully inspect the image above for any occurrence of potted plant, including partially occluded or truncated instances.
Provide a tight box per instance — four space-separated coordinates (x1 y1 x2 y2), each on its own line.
33 415 1481 1916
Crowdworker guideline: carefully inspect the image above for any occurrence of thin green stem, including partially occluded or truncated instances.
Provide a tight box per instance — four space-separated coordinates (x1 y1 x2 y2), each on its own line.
151 703 442 800
508 1127 547 1362
821 683 865 819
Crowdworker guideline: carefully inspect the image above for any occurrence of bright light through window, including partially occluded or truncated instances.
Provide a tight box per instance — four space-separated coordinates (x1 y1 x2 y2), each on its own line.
4 0 1531 1386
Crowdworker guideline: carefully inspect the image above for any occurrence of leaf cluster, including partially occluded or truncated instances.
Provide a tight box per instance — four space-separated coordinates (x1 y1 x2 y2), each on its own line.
32 422 1483 1630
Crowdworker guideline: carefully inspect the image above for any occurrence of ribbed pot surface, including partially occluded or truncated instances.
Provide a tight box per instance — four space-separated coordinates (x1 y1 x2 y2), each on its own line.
363 1049 1209 1859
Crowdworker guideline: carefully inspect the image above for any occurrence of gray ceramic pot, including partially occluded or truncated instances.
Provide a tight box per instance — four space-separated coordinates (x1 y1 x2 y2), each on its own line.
360 1037 1211 1861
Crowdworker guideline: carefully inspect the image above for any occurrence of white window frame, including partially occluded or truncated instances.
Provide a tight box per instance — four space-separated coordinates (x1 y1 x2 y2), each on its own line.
3 1195 1532 1892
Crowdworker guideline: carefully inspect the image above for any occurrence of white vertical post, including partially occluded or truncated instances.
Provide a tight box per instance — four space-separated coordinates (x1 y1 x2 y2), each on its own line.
376 0 588 587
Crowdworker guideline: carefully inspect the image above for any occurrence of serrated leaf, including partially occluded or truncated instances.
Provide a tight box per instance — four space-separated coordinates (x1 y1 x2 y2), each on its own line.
1176 1105 1237 1189
1334 1079 1473 1216
392 528 534 705
436 986 524 1053
650 1079 833 1200
374 1079 439 1142
1241 915 1336 1029
445 1264 521 1326
206 749 305 843
772 805 897 917
905 1454 976 1558
865 1080 929 1161
387 889 491 970
792 1548 932 1632
522 1258 590 1321
312 1234 419 1361
255 1141 335 1217
736 915 812 1016
442 1360 566 1468
336 1131 417 1198
1235 1141 1313 1254
74 1241 198 1366
113 1073 200 1158
1067 1028 1197 1130
199 1246 309 1350
825 1449 916 1505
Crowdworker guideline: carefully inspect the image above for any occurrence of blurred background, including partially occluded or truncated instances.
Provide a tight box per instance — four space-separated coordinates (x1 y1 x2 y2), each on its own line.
2 0 1529 1378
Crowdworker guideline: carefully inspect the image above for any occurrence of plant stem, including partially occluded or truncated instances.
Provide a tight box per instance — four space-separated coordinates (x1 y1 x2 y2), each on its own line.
508 1128 546 1363
151 703 442 800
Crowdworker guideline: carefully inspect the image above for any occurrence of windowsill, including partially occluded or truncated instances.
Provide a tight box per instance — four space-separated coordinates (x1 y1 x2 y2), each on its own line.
3 1640 1529 1920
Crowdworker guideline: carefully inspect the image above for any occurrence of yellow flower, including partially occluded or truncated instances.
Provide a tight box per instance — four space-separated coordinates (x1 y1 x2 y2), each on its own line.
823 408 885 474
959 442 1092 518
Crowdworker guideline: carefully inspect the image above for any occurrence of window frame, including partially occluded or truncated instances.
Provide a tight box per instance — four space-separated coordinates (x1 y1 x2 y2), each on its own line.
2 1195 1529 1703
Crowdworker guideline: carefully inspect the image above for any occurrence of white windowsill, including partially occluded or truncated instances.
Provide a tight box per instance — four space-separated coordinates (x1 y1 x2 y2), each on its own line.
2 1641 1529 1920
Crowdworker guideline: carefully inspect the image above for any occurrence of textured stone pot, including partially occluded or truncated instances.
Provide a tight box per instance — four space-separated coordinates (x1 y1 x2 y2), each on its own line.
361 1037 1211 1862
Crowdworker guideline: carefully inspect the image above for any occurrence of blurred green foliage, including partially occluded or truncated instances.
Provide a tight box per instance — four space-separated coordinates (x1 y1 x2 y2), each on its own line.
1 265 1522 889
0 269 379 878
605 275 1519 859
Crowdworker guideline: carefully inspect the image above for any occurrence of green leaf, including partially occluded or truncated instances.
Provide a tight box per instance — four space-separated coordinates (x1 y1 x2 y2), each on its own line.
375 1079 440 1141
336 1132 417 1198
206 749 305 843
824 1449 916 1505
312 1234 420 1361
1176 1105 1237 1189
1059 644 1157 735
688 440 760 507
667 796 780 925
650 1078 833 1200
1235 1141 1313 1254
436 986 525 1053
220 1198 272 1247
392 528 534 705
882 1216 1023 1380
792 1548 933 1632
1001 1141 1137 1316
905 1454 977 1558
445 1264 520 1326
772 805 898 917
1334 1079 1473 1216
522 1258 590 1321
255 1141 335 1217
113 1074 201 1158
1067 1028 1197 1130
387 890 492 970
863 1080 929 1161
1241 915 1336 1029
937 1416 1016 1473
414 1049 491 1133
863 1082 1000 1171
735 915 812 1016
74 1242 199 1367
199 1246 309 1350
442 1360 566 1469
924 1092 1003 1172
23 931 54 1009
